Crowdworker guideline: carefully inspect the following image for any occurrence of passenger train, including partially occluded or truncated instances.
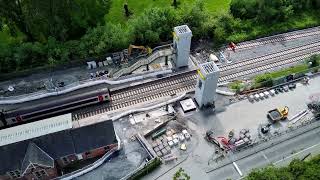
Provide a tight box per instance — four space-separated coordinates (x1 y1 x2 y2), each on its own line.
0 88 110 129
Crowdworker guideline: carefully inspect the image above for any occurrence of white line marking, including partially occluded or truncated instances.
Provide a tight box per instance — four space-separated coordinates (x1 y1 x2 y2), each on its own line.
273 141 320 165
233 162 243 177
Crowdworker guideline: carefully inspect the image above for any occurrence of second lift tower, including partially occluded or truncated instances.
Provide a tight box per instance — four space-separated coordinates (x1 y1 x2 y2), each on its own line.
173 25 192 68
195 62 220 108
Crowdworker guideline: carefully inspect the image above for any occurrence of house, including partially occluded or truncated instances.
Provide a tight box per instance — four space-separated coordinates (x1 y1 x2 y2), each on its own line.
0 120 118 180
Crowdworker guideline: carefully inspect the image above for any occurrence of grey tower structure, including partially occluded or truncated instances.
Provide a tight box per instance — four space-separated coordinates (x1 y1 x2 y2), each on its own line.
195 62 220 108
173 25 192 68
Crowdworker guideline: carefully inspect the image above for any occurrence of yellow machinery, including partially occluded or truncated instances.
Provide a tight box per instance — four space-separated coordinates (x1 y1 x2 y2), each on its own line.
128 44 152 56
267 106 289 122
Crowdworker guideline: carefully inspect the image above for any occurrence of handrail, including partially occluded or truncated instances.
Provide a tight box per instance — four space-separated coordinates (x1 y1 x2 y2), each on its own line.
113 49 173 78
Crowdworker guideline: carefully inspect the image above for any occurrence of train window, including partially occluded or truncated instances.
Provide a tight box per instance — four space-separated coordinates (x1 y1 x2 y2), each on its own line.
22 98 99 120
98 95 104 102
16 116 22 122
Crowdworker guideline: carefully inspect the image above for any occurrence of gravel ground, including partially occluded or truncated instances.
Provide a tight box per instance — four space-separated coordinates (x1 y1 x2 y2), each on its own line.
222 33 320 63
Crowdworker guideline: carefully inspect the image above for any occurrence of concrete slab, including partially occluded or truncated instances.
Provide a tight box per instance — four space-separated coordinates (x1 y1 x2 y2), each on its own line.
180 98 197 113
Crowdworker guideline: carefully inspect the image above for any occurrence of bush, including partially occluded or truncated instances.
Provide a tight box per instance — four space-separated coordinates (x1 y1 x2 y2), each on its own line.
254 74 273 88
308 54 320 68
129 158 162 180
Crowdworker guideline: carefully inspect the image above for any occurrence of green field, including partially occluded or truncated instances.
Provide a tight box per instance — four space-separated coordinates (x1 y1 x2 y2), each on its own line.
105 0 231 23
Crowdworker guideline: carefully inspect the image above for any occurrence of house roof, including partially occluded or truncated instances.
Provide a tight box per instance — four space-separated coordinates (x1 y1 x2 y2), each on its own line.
21 142 54 175
71 120 117 154
0 120 117 174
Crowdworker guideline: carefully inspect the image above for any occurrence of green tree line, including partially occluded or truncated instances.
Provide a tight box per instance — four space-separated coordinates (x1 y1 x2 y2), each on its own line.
0 0 320 75
247 154 320 180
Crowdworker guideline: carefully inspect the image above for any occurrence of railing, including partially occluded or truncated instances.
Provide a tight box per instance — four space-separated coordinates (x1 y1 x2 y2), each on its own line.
113 44 174 78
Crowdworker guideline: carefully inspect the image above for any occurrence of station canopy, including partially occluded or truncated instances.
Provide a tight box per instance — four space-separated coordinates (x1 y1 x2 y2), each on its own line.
0 113 72 146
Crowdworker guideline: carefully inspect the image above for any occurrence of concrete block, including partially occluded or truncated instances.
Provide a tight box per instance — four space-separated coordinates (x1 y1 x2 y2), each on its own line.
152 142 158 148
168 141 174 147
159 136 164 141
161 149 168 155
158 144 164 150
156 151 163 157
154 146 159 152
173 138 179 145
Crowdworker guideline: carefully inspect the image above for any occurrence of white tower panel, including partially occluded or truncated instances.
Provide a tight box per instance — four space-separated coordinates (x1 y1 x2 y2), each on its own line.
195 62 220 108
173 25 192 68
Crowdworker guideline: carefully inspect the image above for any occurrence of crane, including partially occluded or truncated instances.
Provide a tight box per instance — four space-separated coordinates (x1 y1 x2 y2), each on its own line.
128 44 152 56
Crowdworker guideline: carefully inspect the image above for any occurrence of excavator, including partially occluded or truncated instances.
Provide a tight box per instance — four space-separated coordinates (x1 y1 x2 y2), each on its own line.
267 106 289 123
127 44 152 57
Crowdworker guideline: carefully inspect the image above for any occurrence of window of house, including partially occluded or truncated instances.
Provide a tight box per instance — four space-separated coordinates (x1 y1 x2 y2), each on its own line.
62 157 69 164
33 170 47 179
14 170 21 177
40 170 47 176
34 171 41 179
8 170 20 179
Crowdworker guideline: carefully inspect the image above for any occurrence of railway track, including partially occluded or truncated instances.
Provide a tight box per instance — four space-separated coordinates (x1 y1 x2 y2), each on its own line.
72 72 197 120
227 26 320 51
72 38 320 121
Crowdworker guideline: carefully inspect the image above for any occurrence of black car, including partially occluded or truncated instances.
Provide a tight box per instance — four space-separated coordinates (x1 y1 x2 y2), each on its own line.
278 87 284 93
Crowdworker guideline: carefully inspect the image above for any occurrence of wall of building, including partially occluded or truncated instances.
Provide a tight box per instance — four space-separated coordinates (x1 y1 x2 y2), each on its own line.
24 167 57 180
0 167 57 180
56 154 78 168
82 144 117 160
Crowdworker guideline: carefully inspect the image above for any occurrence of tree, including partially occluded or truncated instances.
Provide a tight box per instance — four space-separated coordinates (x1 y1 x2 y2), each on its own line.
173 168 190 180
0 0 33 40
130 7 180 45
123 1 130 17
0 0 111 42
172 0 178 8
230 0 294 23
181 0 210 38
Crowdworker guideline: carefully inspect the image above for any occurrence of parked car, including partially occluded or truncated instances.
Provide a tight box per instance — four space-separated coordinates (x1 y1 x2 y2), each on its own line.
264 91 270 97
254 94 260 101
182 129 191 140
248 95 255 102
259 93 265 99
283 85 289 92
269 89 275 96
278 87 284 93
288 83 296 89
274 89 279 94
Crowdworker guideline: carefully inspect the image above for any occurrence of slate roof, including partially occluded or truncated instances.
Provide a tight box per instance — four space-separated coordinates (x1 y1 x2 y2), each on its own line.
0 120 117 174
71 120 117 154
21 142 54 175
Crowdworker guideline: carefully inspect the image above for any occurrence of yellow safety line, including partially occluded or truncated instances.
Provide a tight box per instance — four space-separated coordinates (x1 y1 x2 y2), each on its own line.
197 69 205 80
